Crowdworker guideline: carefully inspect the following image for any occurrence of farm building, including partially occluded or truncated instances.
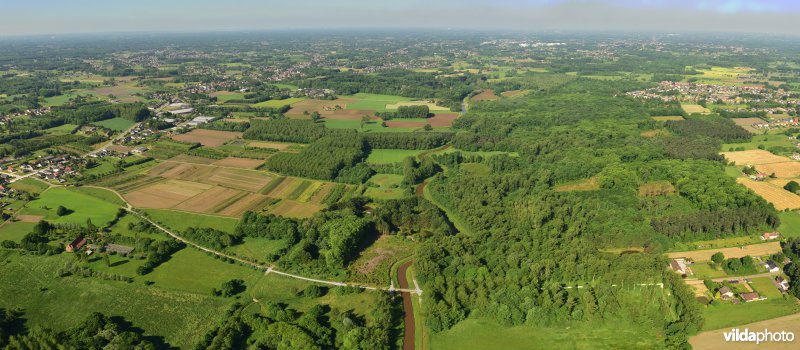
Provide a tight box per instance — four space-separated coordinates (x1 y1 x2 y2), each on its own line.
718 286 734 300
669 258 689 276
170 108 195 115
775 277 790 292
762 231 780 240
66 237 86 253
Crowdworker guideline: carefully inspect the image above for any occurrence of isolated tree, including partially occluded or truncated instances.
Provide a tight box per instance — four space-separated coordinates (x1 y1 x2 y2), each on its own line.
711 252 725 265
311 111 321 122
56 206 69 216
424 124 433 131
785 181 800 193
103 254 111 267
360 115 370 129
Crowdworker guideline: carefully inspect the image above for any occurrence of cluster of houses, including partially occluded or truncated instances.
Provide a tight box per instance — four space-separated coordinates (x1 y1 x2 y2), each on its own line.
750 116 800 130
1 154 82 183
118 124 157 145
294 88 336 99
716 285 767 304
628 81 794 105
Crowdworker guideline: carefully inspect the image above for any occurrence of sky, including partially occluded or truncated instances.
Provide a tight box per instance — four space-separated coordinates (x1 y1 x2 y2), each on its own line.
0 0 798 36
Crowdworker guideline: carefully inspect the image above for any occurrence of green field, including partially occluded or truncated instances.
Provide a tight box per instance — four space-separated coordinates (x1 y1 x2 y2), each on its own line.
367 149 427 164
9 178 50 194
702 297 800 330
42 93 78 107
45 123 79 135
225 237 288 262
20 187 121 226
778 211 800 237
142 209 239 233
429 317 663 350
252 97 305 108
690 263 728 279
324 119 417 132
722 134 795 152
365 174 408 200
0 221 36 242
71 186 127 206
345 93 413 112
94 117 136 131
0 252 232 349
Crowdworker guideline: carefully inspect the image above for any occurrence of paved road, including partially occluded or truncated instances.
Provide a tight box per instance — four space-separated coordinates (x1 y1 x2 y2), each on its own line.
84 122 141 157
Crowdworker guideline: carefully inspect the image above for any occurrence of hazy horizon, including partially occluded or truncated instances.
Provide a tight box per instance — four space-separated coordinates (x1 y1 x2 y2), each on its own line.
1 0 799 37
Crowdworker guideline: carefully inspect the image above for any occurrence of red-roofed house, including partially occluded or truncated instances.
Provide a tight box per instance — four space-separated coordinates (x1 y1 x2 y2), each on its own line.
66 237 86 253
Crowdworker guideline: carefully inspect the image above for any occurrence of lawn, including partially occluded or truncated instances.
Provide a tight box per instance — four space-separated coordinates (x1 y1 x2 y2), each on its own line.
0 221 36 242
142 208 239 233
748 277 784 299
702 297 800 330
778 211 800 237
689 263 728 279
9 178 50 194
0 252 232 349
345 93 414 112
252 97 305 108
429 317 663 350
45 123 79 135
367 149 427 164
20 187 121 226
94 117 136 131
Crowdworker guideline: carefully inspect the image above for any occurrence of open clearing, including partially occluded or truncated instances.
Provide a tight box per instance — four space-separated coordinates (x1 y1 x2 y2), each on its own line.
651 116 685 121
681 103 711 114
344 93 413 112
212 157 264 169
667 241 782 262
690 313 800 350
269 199 324 218
384 100 451 112
247 141 298 150
470 90 500 101
500 90 527 97
94 117 136 131
285 98 358 116
736 177 800 210
171 129 242 147
721 150 792 166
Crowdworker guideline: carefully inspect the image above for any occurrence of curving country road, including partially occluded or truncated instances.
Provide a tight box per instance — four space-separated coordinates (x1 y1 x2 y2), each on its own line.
82 185 421 293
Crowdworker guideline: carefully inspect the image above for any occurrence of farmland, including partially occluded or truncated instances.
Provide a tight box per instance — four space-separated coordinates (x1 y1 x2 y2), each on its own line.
721 149 791 165
667 242 782 262
681 103 711 114
111 160 337 218
736 177 800 210
345 93 414 112
171 129 242 147
691 312 800 350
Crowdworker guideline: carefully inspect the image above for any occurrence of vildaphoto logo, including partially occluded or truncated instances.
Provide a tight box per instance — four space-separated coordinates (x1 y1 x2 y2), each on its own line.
723 328 795 344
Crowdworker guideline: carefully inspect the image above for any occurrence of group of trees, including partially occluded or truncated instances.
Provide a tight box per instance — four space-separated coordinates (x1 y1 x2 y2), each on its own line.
665 118 751 143
362 132 452 150
197 292 402 350
183 227 242 250
266 137 368 181
376 105 430 119
0 311 169 349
